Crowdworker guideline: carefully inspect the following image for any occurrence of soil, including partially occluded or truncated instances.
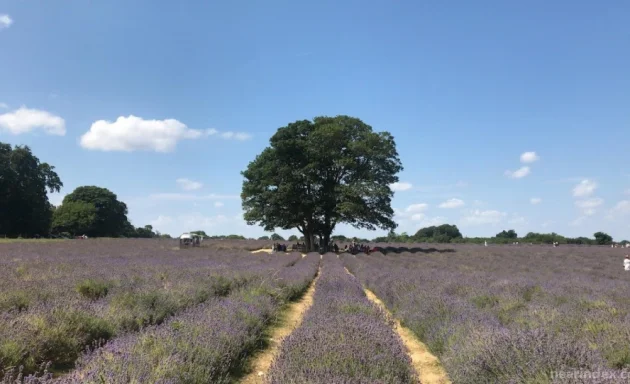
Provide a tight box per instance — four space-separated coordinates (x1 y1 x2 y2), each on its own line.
239 268 320 384
344 267 451 384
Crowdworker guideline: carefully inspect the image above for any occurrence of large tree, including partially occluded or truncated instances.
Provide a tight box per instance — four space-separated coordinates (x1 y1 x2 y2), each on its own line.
51 201 97 235
594 231 613 245
241 115 402 251
0 143 62 237
61 186 129 237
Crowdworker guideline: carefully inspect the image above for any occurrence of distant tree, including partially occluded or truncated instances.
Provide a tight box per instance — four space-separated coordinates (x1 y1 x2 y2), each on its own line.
414 224 462 243
134 225 157 238
241 115 402 251
51 201 97 236
190 230 208 237
271 233 285 241
0 143 62 237
288 235 298 241
62 186 128 237
495 229 518 239
258 235 270 240
331 235 348 242
594 232 613 245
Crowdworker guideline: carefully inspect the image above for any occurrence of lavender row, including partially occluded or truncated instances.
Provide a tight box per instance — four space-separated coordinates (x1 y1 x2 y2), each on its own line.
0 240 302 379
267 254 418 384
48 253 320 384
342 247 630 384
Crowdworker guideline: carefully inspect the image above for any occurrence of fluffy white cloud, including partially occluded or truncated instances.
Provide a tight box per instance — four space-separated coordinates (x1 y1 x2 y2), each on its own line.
214 201 224 208
405 203 429 213
572 179 597 197
148 193 239 201
609 200 630 217
176 178 203 191
460 210 507 226
438 198 465 209
520 151 539 164
80 115 204 152
530 197 542 205
505 166 530 179
0 102 8 109
0 14 12 30
390 182 413 192
0 106 66 135
80 115 252 152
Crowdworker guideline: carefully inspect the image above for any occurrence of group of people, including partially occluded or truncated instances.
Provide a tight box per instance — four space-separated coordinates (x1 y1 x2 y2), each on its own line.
272 243 288 252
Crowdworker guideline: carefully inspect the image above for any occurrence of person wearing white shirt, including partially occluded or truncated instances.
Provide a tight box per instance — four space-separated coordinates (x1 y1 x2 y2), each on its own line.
624 255 630 271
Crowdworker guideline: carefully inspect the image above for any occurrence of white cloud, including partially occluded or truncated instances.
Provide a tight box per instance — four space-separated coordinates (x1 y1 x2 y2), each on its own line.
572 179 597 197
176 178 203 191
205 128 252 141
80 115 252 152
508 214 527 225
0 103 8 109
438 198 465 209
0 14 12 30
505 166 530 179
390 182 413 192
624 189 630 196
520 151 539 164
530 197 542 205
460 210 507 226
569 216 587 227
148 193 239 201
80 115 203 152
609 200 630 217
214 201 224 208
575 198 604 210
0 106 66 135
405 203 429 213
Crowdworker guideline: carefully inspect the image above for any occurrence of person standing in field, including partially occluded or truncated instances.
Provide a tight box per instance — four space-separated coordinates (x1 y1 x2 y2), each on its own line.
624 255 630 271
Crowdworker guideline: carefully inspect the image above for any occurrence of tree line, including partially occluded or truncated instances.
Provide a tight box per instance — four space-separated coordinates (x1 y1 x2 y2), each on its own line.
0 142 168 239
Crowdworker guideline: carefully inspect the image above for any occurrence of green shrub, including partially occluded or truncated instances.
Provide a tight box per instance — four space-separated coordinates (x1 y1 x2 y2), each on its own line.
76 279 110 300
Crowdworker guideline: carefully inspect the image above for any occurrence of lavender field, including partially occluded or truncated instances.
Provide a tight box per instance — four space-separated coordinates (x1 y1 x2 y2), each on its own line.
1 239 629 383
343 244 630 383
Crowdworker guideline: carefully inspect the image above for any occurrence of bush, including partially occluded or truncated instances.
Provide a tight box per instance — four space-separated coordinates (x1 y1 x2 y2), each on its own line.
76 279 110 300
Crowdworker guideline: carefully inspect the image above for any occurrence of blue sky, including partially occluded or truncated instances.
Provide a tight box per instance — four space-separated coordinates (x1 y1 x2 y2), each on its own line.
1 1 629 240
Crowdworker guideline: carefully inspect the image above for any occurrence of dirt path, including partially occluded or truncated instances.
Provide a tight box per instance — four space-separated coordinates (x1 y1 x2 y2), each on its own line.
251 249 307 257
344 267 451 384
240 268 320 384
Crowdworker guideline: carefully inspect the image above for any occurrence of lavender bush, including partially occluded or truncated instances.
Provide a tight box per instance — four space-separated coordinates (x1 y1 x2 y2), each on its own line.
267 254 417 384
342 244 630 383
0 239 303 379
56 253 320 383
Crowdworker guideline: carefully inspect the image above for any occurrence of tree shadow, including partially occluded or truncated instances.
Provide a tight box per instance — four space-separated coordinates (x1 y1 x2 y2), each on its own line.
354 246 456 254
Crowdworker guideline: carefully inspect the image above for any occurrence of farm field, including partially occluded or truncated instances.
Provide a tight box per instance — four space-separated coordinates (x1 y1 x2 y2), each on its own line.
1 240 629 383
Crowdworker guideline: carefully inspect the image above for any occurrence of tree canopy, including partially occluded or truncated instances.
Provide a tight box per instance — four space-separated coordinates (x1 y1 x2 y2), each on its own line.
241 115 402 251
0 143 62 237
413 224 463 243
59 186 129 237
495 229 518 239
594 232 613 245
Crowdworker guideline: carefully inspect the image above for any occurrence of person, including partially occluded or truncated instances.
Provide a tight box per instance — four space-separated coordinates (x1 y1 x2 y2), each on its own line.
333 243 339 252
624 255 630 271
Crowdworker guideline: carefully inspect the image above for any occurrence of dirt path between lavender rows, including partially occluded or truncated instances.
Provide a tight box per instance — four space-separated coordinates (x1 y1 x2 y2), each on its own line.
251 249 307 257
239 267 320 384
344 267 451 384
